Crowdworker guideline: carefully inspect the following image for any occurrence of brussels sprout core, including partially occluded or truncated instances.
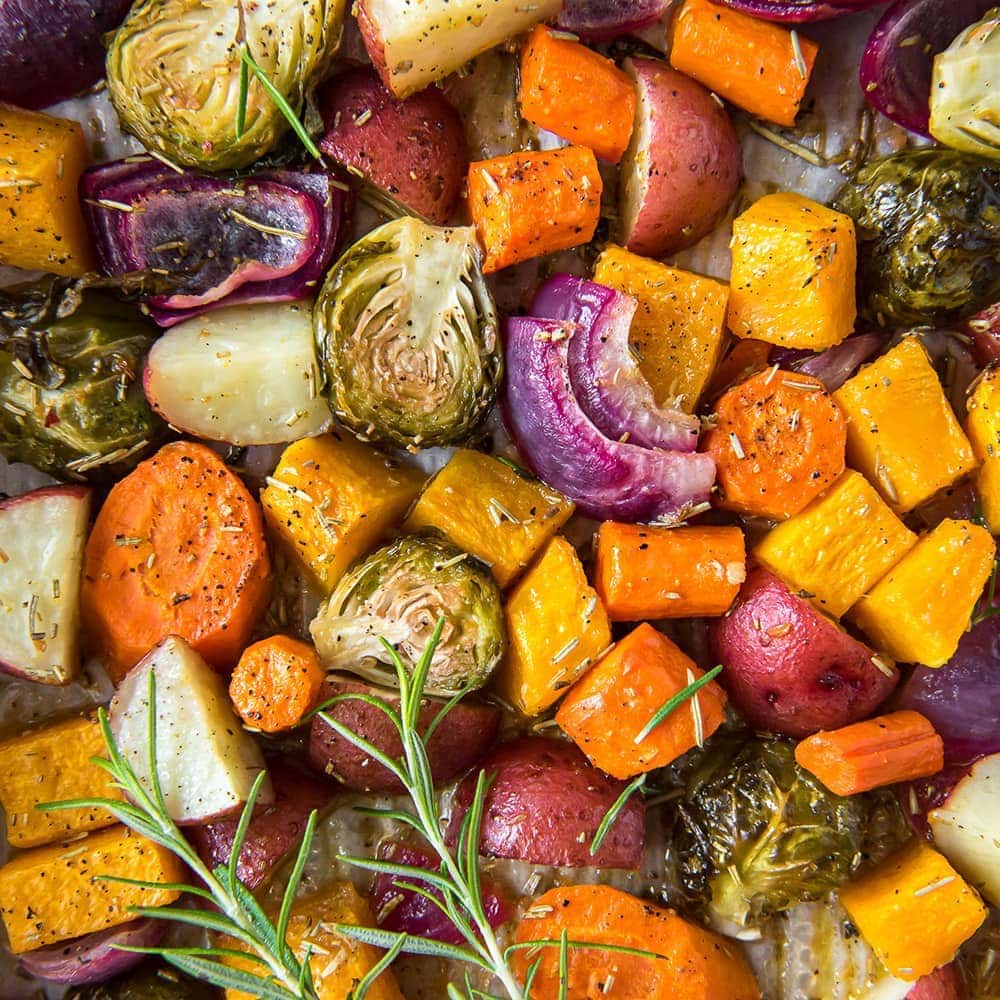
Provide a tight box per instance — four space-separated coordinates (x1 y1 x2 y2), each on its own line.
310 535 506 695
314 218 501 450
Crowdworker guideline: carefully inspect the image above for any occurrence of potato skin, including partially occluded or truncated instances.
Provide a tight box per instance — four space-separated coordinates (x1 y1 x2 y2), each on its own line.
446 736 645 868
905 963 965 1000
318 66 466 224
619 57 741 256
309 676 501 793
710 568 898 737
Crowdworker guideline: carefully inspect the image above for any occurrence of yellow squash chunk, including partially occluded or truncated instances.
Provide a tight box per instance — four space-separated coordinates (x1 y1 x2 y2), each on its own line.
593 245 729 412
224 882 404 1000
728 192 856 350
0 825 183 953
965 367 1000 533
261 432 425 592
754 470 916 618
852 519 995 667
404 450 575 587
834 338 977 513
0 715 122 849
0 105 95 276
499 535 611 716
840 838 987 981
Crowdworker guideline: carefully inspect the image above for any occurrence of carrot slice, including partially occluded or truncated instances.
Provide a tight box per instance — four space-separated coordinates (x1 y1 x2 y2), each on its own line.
519 24 637 163
794 710 944 796
81 441 271 681
702 368 846 520
594 522 745 621
229 635 324 733
669 0 818 127
512 885 760 999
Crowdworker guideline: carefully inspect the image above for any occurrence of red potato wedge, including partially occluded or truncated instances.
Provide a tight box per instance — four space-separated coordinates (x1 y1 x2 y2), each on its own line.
905 963 965 999
309 675 501 793
0 485 91 686
446 736 645 869
710 568 899 737
188 761 336 890
619 56 741 257
110 635 273 825
318 66 466 224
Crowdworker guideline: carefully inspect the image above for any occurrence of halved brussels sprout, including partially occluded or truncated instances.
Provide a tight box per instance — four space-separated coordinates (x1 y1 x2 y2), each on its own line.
310 534 505 695
833 148 1000 326
672 735 869 933
106 0 345 171
314 218 501 450
0 283 165 480
930 10 1000 160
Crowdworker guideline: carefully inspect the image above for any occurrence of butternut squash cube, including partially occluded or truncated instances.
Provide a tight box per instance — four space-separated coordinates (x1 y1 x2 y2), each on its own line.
754 470 916 618
224 882 404 1000
404 450 575 587
965 367 1000 533
834 338 977 514
261 432 425 592
0 825 183 953
0 105 95 276
727 192 856 350
0 715 122 849
593 246 730 412
851 519 995 667
499 535 611 716
840 838 987 981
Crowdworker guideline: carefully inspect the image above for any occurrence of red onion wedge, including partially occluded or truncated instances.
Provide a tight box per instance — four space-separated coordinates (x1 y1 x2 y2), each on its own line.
966 302 1000 366
81 157 350 327
770 332 885 391
860 0 997 135
371 841 512 945
555 0 670 38
531 275 700 452
503 314 715 523
18 919 164 985
708 0 881 22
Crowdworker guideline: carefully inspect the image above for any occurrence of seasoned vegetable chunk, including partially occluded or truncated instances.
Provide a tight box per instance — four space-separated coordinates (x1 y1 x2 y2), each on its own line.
754 470 917 618
851 519 995 667
965 366 1000 532
0 826 183 954
592 246 729 412
0 716 121 850
840 838 988 981
261 433 425 592
499 535 611 717
0 105 94 275
404 450 574 587
728 192 857 350
834 338 977 513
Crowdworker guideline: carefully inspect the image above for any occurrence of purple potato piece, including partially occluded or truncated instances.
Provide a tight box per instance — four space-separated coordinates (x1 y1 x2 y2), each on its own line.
446 737 646 869
309 675 502 793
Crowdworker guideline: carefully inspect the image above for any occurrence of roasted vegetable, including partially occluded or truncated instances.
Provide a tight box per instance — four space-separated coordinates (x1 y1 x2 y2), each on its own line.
0 286 164 481
106 0 345 171
310 535 505 695
930 8 1000 158
673 735 868 930
65 964 220 1000
314 218 500 449
833 148 1000 325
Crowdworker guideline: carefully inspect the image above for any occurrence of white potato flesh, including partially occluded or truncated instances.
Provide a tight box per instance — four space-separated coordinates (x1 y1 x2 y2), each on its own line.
143 300 331 446
0 486 90 685
110 635 273 824
929 753 1000 906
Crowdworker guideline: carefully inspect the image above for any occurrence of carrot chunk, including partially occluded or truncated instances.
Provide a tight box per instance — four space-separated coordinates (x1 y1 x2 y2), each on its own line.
703 368 847 520
794 710 944 796
669 0 818 126
594 522 745 621
519 25 637 163
81 441 271 681
467 146 602 273
512 885 760 999
556 623 726 779
229 635 325 733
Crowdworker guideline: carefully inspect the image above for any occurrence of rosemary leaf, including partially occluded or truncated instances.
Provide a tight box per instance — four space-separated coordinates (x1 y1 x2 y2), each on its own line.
333 923 489 966
350 932 408 1000
315 710 407 784
227 770 270 890
589 773 647 857
335 855 457 895
276 809 319 949
634 664 724 743
95 874 214 901
424 683 473 743
558 928 569 1000
236 54 250 138
161 953 300 1000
